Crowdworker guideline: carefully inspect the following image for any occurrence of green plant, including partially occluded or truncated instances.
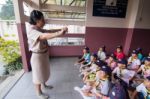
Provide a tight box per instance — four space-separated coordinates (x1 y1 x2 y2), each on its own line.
0 38 22 73
4 57 22 73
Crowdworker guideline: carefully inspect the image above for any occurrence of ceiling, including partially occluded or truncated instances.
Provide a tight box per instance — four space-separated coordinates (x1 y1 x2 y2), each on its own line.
41 0 86 6
40 0 86 20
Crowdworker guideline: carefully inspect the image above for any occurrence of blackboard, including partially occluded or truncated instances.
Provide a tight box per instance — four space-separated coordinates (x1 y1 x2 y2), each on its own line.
93 0 128 18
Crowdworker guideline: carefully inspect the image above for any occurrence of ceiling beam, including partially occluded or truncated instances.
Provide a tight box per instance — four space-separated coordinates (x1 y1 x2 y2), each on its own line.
41 4 85 12
42 0 48 5
45 19 85 25
69 0 75 6
23 16 85 25
43 11 85 14
23 0 40 9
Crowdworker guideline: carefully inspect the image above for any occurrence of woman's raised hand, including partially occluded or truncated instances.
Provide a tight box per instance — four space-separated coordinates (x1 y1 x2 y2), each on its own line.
60 27 68 35
39 27 68 40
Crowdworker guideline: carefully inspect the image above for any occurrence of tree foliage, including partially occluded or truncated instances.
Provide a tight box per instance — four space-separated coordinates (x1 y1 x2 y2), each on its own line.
0 0 15 20
0 38 22 73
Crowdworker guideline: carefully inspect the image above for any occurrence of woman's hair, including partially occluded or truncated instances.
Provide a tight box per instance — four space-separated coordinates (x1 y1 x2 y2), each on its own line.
29 10 44 25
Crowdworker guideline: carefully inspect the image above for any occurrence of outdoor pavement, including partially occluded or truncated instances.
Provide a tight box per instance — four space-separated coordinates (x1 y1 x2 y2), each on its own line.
4 57 84 99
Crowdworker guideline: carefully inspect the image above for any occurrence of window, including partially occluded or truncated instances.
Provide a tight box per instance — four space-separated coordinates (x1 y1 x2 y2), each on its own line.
44 0 86 7
24 0 86 46
44 24 85 46
47 37 85 46
44 24 85 34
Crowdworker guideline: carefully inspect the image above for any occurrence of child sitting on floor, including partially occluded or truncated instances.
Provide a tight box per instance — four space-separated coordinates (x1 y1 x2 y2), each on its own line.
81 63 100 81
114 45 125 60
137 57 150 79
82 57 107 82
75 46 91 66
82 64 101 82
105 54 117 70
142 52 150 63
75 66 111 99
74 71 97 99
127 50 141 72
112 59 136 85
80 53 98 72
136 47 144 61
97 46 106 61
132 76 150 99
92 66 111 99
80 53 106 78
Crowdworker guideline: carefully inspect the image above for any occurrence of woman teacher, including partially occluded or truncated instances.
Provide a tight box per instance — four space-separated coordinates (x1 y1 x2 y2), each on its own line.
27 10 68 99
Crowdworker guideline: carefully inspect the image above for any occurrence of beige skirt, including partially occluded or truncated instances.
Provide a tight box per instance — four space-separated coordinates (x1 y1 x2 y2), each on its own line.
30 51 50 84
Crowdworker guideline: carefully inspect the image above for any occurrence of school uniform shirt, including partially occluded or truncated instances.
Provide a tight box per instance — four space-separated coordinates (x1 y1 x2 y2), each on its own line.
140 65 150 78
112 67 135 84
93 78 110 96
83 53 91 63
128 57 141 69
114 51 125 60
97 51 106 61
138 53 143 61
136 83 150 98
89 63 99 72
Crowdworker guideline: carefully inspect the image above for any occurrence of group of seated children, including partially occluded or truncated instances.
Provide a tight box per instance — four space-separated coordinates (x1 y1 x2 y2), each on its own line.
74 46 150 99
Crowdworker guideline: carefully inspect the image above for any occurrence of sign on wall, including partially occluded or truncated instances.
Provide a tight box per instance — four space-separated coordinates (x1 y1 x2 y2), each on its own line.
93 0 128 18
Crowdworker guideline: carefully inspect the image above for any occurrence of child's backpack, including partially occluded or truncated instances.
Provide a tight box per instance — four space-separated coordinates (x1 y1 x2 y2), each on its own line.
108 82 129 99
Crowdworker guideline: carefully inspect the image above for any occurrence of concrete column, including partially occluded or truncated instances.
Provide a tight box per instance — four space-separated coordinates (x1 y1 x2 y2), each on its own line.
13 0 31 72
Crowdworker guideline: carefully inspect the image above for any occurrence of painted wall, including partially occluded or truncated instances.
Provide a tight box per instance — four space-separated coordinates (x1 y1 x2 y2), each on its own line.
49 46 84 57
130 0 150 55
135 0 150 29
129 29 150 54
85 0 139 28
85 0 150 55
85 27 127 53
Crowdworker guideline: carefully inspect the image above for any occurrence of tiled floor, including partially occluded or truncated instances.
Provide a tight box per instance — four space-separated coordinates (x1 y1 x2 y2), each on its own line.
4 57 83 99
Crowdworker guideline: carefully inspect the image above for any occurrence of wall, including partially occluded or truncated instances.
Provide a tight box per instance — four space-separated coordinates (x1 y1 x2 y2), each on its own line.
85 27 127 53
85 0 150 55
129 0 150 55
135 0 150 29
85 0 137 54
129 29 150 54
49 46 84 57
85 0 139 28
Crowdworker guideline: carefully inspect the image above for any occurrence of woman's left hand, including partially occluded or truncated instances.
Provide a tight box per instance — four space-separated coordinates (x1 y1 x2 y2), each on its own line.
62 27 68 33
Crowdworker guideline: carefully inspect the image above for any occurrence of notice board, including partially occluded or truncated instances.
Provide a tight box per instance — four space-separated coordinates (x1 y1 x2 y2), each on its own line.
93 0 128 18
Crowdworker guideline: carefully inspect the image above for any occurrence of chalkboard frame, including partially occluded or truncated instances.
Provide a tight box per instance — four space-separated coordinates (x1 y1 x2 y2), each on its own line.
93 0 128 18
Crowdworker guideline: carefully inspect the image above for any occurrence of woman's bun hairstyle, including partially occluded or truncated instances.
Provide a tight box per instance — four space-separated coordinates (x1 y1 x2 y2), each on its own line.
29 10 44 25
